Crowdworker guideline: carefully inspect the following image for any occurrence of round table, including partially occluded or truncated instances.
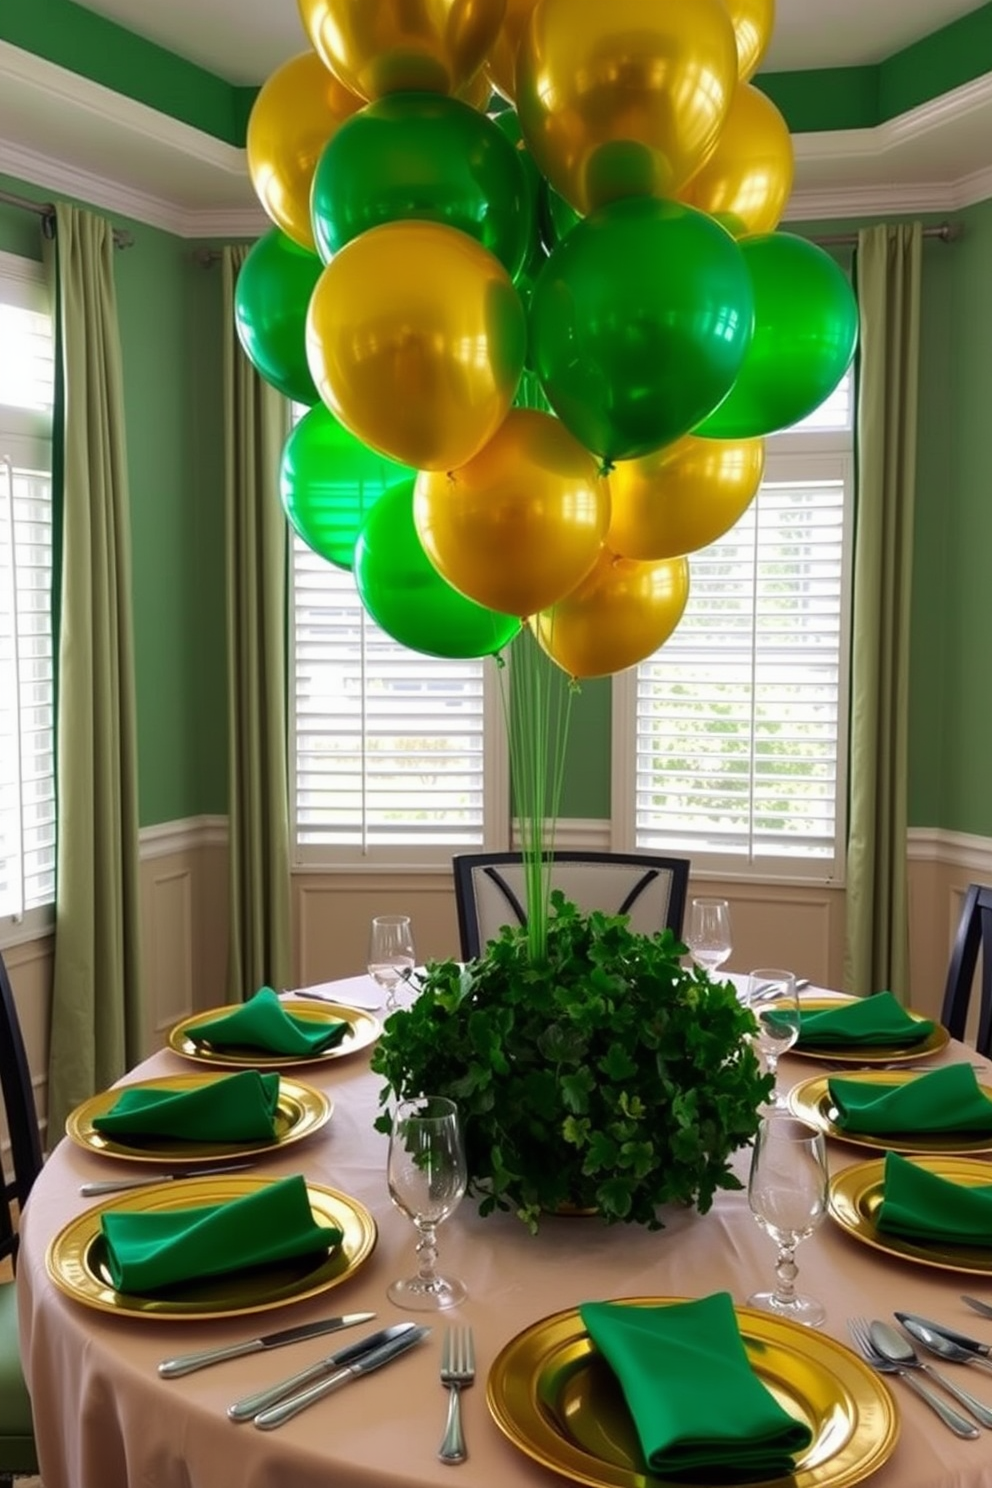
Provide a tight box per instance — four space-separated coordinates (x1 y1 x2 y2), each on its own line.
16 974 992 1488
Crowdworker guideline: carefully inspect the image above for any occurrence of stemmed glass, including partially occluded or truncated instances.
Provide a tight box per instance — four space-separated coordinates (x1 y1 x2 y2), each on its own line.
387 1095 468 1311
685 897 733 976
747 968 800 1107
368 914 416 1011
748 1112 829 1327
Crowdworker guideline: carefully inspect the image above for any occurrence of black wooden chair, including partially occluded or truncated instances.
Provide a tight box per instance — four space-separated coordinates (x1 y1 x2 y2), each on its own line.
452 850 691 961
0 948 42 1484
939 883 992 1057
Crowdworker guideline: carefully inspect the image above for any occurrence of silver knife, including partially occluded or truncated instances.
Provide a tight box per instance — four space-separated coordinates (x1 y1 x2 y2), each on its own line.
253 1325 431 1430
81 1162 255 1197
228 1321 418 1421
895 1311 992 1359
158 1312 376 1378
962 1294 992 1321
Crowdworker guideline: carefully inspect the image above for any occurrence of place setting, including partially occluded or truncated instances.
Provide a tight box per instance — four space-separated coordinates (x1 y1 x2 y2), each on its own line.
167 984 381 1068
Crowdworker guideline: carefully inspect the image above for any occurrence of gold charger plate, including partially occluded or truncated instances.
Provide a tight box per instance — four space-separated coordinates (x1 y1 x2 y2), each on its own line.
828 1154 992 1276
487 1297 898 1488
64 1073 332 1163
789 1069 992 1155
166 999 380 1069
46 1175 377 1318
788 997 949 1065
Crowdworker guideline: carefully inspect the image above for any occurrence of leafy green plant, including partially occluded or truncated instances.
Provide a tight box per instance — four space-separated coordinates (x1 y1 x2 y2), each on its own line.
371 894 771 1231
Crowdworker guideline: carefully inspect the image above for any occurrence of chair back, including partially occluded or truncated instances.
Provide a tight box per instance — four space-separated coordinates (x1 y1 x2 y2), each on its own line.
939 883 992 1057
0 951 43 1267
453 851 690 961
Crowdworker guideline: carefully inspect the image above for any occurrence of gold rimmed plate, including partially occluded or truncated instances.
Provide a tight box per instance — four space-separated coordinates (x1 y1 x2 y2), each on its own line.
166 1000 380 1069
788 998 949 1065
789 1070 992 1155
46 1175 377 1318
487 1297 898 1488
64 1074 332 1164
829 1154 992 1276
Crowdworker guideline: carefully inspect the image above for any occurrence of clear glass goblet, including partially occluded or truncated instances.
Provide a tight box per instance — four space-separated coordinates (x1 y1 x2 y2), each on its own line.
387 1095 467 1311
747 967 800 1107
368 914 416 1011
748 1113 829 1328
685 897 733 976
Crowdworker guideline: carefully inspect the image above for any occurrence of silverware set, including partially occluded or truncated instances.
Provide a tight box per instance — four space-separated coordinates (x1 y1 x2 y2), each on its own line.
847 1311 992 1438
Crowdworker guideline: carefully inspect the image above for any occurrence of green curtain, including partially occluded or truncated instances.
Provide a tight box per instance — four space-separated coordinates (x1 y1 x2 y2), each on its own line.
221 246 292 1000
44 204 144 1135
844 222 922 999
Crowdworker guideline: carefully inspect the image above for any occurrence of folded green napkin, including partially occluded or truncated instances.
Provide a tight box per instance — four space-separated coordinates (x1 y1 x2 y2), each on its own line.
877 1151 992 1245
793 991 934 1048
91 1070 281 1143
828 1065 992 1136
190 987 348 1055
579 1293 812 1478
100 1174 340 1294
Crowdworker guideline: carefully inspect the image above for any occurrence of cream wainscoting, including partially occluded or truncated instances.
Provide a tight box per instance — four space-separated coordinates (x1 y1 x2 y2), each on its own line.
3 819 991 1156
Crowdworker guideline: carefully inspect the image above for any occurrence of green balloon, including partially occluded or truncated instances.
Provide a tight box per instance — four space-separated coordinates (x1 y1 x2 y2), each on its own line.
529 197 754 463
311 92 533 281
280 405 412 570
491 106 549 281
234 229 322 405
696 234 859 439
355 481 521 659
539 179 581 252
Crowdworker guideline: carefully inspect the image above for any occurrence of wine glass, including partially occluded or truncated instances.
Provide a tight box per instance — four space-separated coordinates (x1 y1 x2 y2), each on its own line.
685 897 733 976
387 1095 468 1311
748 1112 829 1327
368 914 416 1010
747 968 800 1107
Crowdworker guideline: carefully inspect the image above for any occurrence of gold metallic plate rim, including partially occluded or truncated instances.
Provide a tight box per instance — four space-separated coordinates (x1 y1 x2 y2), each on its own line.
166 1000 380 1068
486 1296 898 1488
46 1176 377 1319
828 1153 992 1275
789 1069 992 1155
788 998 949 1064
64 1074 332 1163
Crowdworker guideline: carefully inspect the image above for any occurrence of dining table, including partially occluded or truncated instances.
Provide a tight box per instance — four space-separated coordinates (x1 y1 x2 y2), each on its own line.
15 972 992 1488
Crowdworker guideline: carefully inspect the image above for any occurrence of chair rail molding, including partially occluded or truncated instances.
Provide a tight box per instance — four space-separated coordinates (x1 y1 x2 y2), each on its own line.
907 827 992 877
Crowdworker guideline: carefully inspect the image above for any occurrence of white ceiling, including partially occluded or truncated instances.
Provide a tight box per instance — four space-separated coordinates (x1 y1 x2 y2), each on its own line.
1 0 991 237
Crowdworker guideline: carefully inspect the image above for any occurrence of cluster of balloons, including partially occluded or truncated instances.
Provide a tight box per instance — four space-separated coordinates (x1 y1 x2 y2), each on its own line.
235 0 859 678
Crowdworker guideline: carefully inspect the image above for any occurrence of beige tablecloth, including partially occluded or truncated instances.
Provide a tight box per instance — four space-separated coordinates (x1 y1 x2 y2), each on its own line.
16 974 992 1488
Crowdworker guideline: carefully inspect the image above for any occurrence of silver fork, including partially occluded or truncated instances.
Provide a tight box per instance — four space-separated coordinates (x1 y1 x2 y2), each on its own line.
438 1324 475 1464
847 1317 979 1438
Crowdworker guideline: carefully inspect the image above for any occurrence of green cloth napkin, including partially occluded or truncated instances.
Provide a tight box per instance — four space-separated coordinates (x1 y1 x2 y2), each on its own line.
828 1064 992 1136
190 987 348 1055
877 1151 992 1245
579 1293 812 1479
91 1070 282 1143
100 1174 341 1294
793 991 934 1048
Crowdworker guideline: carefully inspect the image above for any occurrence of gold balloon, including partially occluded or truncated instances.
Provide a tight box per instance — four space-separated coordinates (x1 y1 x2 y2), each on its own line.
679 84 793 237
414 409 610 616
298 0 507 100
531 550 690 678
515 0 739 216
606 435 765 560
306 221 526 472
246 52 361 252
723 0 776 82
487 0 541 103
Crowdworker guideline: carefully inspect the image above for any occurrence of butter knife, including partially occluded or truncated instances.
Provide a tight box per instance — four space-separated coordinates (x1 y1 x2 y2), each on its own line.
228 1321 418 1421
81 1162 255 1197
158 1311 376 1378
253 1325 431 1430
962 1294 992 1321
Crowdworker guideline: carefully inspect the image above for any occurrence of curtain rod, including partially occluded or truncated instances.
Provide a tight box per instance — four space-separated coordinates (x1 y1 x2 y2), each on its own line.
0 188 134 249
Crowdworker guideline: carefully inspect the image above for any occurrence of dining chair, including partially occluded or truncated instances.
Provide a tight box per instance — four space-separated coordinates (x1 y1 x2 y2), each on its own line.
0 948 42 1484
452 850 691 961
939 883 992 1057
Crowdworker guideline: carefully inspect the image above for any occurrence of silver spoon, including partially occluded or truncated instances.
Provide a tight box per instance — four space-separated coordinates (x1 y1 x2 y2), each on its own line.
897 1316 992 1378
870 1321 992 1428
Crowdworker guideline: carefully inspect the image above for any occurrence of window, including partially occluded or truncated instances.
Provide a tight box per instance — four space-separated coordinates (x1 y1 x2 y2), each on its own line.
0 251 56 928
291 541 508 866
614 374 854 882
